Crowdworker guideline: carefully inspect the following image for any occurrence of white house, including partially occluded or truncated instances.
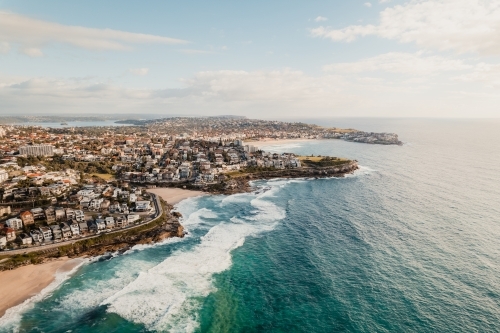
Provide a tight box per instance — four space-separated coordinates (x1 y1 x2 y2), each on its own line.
135 201 151 212
39 227 53 241
105 217 115 228
6 218 23 230
127 214 140 224
69 221 80 236
75 210 85 222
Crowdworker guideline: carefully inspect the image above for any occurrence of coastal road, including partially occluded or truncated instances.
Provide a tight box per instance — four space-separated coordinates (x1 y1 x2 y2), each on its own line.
1 194 163 256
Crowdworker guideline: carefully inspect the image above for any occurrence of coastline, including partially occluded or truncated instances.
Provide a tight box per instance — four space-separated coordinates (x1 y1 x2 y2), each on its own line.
0 257 83 318
147 188 205 205
250 138 318 148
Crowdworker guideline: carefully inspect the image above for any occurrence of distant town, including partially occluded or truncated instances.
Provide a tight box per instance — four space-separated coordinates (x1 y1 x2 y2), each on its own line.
0 117 400 252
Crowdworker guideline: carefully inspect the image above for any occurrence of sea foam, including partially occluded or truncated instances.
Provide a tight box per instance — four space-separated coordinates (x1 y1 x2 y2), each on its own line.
102 182 287 332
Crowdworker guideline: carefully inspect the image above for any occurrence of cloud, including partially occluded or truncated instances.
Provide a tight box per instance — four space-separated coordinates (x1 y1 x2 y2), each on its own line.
379 0 391 3
0 42 10 54
0 10 188 55
364 3 372 8
1 65 500 117
324 52 471 75
178 49 214 54
314 16 328 22
129 68 149 76
310 0 500 55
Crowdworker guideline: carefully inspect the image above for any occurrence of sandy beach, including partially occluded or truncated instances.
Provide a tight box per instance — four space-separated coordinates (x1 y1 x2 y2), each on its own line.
250 138 318 148
0 257 82 318
148 187 205 205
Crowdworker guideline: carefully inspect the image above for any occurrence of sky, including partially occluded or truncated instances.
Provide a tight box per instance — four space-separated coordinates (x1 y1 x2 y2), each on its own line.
0 0 499 118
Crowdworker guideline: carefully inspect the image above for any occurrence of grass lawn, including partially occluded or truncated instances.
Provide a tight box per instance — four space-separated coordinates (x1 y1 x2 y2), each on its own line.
91 173 115 181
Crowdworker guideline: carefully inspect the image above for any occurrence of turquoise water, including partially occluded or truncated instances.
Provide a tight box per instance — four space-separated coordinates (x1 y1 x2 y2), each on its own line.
1 119 499 332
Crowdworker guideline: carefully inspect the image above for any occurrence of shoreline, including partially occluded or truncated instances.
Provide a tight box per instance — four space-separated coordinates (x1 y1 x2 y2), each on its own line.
0 257 83 318
0 163 357 320
146 188 205 205
250 138 318 148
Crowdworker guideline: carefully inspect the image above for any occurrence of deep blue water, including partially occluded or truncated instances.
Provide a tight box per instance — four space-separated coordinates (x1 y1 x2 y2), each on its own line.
1 118 499 332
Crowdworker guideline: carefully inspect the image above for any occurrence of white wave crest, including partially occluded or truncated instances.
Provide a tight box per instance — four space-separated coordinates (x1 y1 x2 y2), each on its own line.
102 192 286 332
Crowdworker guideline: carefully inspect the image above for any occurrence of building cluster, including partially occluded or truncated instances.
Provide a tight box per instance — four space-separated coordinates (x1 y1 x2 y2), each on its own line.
0 180 153 250
0 118 400 249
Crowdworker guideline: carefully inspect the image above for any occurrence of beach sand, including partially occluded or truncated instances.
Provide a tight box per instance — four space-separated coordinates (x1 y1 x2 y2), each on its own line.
148 188 205 205
0 257 82 318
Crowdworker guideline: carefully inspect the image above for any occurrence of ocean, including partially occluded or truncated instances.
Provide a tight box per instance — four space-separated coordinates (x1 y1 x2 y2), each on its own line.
1 118 499 332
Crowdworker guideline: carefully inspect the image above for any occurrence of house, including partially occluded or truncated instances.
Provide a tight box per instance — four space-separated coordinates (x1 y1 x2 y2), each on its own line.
55 208 66 221
78 222 89 234
60 223 72 238
39 227 53 241
129 193 137 202
89 198 104 210
65 208 75 220
30 207 45 219
30 229 44 243
4 228 16 242
75 210 85 222
18 233 33 245
100 200 110 211
0 206 11 217
6 218 23 230
50 224 62 240
0 235 6 249
105 217 115 229
95 219 106 231
45 207 56 223
127 214 140 224
116 216 128 228
135 201 151 212
20 211 35 226
87 221 98 233
68 221 80 236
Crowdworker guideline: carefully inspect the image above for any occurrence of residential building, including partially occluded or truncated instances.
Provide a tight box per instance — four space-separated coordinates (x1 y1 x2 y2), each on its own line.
0 206 11 217
30 207 45 219
39 227 53 241
55 208 66 221
135 201 151 212
60 223 72 238
127 214 140 224
20 211 35 226
0 235 6 248
30 230 44 243
0 168 8 183
78 222 89 234
19 144 54 157
45 207 56 223
68 221 80 236
6 218 23 230
105 217 115 228
5 227 16 242
50 225 62 240
19 233 33 245
75 210 85 222
65 208 75 220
